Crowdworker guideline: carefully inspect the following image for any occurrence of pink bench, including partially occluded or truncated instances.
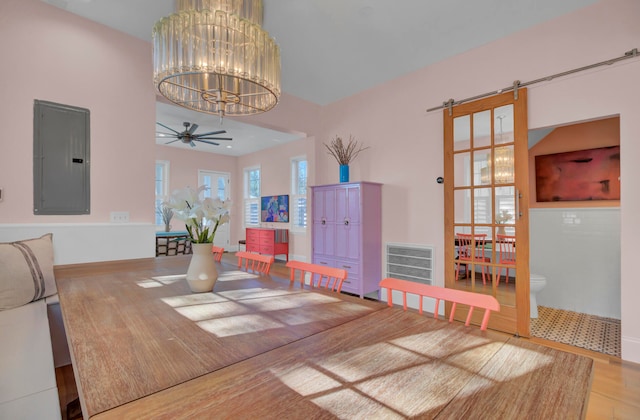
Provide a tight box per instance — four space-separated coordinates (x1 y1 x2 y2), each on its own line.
236 251 274 274
379 277 500 330
285 260 347 293
211 246 224 262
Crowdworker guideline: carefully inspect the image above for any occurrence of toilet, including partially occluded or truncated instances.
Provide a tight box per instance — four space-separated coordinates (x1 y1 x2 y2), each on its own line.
530 273 547 318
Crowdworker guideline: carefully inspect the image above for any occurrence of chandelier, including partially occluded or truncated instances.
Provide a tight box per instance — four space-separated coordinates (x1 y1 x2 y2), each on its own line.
480 115 514 184
153 0 281 120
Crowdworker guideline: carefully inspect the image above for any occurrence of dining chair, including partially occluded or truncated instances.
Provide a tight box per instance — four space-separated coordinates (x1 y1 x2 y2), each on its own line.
379 277 501 330
495 234 516 284
211 245 224 262
455 233 490 284
285 260 348 293
236 251 274 274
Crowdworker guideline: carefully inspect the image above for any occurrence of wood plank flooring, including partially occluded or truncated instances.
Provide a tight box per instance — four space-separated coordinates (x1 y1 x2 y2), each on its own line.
54 253 640 419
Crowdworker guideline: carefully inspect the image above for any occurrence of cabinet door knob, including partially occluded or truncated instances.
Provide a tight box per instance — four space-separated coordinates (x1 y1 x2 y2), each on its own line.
344 218 349 226
322 218 326 225
342 265 351 269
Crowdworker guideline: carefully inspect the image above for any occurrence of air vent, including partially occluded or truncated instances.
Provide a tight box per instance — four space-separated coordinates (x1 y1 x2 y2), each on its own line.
386 243 434 285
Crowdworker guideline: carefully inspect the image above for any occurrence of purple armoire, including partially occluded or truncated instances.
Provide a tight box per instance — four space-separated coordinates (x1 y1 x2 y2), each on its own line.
311 181 382 298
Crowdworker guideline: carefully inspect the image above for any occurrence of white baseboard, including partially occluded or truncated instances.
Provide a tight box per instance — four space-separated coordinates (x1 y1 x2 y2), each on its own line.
622 335 640 364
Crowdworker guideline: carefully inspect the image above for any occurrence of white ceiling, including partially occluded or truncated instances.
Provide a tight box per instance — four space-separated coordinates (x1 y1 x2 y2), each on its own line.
40 0 597 154
155 102 302 156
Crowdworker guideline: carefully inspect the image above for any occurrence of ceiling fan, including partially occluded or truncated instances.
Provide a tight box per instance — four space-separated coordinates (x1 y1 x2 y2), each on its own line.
156 121 232 147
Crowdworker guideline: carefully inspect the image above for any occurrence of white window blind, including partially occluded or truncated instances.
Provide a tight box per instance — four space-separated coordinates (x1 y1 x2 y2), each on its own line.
244 167 260 227
291 157 307 230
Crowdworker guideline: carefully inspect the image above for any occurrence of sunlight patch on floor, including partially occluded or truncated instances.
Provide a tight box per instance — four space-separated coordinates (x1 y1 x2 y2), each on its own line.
197 313 285 337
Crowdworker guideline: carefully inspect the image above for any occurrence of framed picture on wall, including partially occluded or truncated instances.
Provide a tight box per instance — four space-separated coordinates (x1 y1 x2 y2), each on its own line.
535 146 620 202
261 195 289 222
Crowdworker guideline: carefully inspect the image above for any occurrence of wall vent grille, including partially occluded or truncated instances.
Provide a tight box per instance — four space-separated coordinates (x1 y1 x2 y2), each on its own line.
386 243 434 285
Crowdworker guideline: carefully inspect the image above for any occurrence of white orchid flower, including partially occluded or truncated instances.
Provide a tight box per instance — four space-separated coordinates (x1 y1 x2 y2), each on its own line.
162 186 231 243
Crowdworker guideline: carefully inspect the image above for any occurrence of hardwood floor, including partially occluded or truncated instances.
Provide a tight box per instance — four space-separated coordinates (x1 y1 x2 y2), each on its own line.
54 253 640 419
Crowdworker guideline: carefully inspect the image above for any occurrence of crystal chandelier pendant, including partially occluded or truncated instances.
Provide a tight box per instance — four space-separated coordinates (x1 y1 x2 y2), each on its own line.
153 0 281 119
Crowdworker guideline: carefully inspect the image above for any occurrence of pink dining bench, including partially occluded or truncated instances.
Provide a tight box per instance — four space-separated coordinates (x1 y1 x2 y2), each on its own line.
379 277 500 330
236 251 274 274
285 260 347 293
211 245 224 262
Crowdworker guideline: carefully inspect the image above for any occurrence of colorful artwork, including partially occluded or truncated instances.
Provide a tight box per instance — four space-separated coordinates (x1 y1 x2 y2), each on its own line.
261 195 289 222
535 146 620 202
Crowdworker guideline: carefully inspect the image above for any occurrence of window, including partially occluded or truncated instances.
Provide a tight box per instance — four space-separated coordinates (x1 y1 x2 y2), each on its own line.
291 157 308 230
199 170 229 201
155 161 170 225
243 166 260 226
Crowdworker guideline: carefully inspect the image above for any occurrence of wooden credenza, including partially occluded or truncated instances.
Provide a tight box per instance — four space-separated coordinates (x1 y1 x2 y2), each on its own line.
246 227 289 261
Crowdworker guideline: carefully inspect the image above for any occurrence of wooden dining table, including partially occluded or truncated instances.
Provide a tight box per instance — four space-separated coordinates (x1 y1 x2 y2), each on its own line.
55 256 593 419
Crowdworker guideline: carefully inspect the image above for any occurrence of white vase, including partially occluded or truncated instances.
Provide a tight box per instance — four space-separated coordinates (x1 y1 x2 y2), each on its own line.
186 243 218 293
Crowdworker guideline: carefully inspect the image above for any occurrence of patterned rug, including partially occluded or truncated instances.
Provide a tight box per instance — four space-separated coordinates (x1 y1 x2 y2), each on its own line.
531 306 621 357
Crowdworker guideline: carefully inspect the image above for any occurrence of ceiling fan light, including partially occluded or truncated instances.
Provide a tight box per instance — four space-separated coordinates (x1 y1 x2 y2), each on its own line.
153 0 281 118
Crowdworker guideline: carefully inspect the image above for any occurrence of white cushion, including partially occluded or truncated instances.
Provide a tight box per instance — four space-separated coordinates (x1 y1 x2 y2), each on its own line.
0 299 59 419
0 387 61 420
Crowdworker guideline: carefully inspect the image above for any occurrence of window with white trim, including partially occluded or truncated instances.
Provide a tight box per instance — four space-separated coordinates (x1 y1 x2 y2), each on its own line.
244 166 260 226
155 161 170 225
290 157 307 230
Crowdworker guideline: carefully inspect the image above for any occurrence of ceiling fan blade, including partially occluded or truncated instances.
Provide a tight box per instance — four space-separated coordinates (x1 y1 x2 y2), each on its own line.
198 137 232 141
189 141 196 147
196 139 220 146
165 139 180 144
156 122 180 134
156 132 176 138
194 130 226 137
188 123 199 135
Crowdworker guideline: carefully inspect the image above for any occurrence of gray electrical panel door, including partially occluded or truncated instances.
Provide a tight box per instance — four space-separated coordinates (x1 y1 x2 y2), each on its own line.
33 100 90 215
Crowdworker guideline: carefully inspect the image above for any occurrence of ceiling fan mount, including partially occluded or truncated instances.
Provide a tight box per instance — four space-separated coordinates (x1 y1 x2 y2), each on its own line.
156 121 232 147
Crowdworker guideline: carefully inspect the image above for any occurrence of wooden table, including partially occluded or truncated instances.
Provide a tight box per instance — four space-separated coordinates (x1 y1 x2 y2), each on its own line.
55 257 383 418
56 257 593 419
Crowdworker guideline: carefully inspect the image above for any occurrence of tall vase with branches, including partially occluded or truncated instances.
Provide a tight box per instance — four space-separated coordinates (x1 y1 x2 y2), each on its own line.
324 135 369 182
157 205 174 232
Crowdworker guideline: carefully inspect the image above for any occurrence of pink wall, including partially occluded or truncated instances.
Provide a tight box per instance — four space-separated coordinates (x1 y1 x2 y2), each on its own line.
232 93 321 139
0 0 156 223
236 137 315 259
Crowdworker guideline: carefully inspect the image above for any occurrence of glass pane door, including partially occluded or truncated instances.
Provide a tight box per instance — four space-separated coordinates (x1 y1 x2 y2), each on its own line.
444 90 530 336
198 170 231 248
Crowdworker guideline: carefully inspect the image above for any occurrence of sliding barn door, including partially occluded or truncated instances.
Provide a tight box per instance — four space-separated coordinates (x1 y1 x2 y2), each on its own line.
443 90 530 336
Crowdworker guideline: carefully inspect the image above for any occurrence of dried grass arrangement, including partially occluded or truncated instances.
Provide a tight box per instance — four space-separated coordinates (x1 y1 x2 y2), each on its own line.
324 135 369 165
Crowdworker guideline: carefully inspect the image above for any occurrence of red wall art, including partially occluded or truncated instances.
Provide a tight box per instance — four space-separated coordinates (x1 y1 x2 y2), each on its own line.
535 146 620 202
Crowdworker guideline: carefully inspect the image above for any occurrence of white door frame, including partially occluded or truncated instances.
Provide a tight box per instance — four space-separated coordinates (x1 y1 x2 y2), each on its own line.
198 170 231 249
